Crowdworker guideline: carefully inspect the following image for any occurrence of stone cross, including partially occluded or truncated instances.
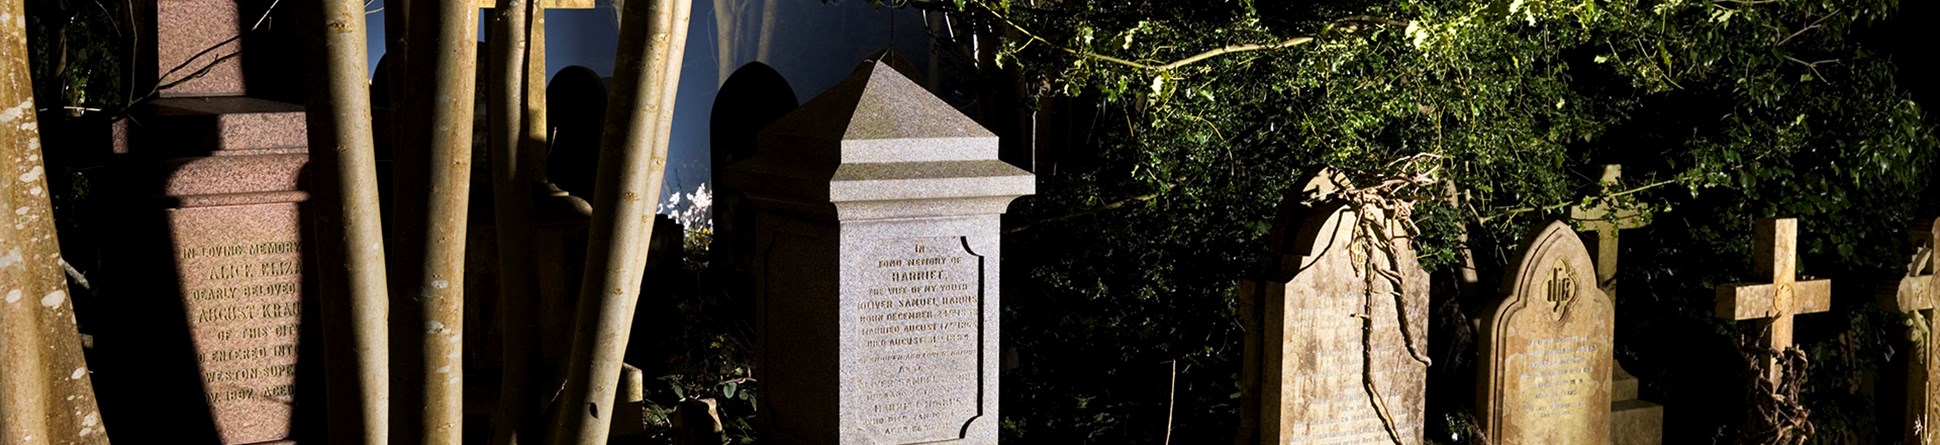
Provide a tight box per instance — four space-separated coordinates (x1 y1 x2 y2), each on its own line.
1569 164 1645 295
1881 217 1939 444
1566 164 1663 445
1714 218 1833 384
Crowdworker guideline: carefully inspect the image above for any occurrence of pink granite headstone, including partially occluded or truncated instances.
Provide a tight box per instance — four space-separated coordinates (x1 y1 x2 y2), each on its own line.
94 0 316 440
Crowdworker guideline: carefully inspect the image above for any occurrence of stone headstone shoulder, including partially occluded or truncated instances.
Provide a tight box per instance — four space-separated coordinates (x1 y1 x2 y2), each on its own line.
1237 171 1431 445
1478 221 1614 444
727 60 1031 445
1879 217 1939 445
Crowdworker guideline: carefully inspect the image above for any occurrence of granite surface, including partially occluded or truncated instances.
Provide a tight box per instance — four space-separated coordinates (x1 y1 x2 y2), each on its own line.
730 60 1031 445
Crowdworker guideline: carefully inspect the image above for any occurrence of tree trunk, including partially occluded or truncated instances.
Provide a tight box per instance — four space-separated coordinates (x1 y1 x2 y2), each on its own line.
0 0 111 440
305 1 392 444
547 0 691 442
487 0 543 444
394 0 478 442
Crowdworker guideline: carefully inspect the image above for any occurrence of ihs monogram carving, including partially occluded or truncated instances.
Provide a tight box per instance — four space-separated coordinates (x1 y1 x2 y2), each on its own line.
1547 259 1578 321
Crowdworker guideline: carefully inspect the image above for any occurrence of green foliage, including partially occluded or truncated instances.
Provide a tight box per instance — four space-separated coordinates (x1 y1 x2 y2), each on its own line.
25 0 127 116
926 0 1939 442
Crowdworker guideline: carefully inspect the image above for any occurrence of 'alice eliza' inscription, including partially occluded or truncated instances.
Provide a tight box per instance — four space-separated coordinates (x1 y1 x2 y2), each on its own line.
855 237 982 443
173 234 304 407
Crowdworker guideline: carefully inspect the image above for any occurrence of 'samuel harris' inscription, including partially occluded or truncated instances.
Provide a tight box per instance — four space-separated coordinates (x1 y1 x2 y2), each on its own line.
854 236 983 443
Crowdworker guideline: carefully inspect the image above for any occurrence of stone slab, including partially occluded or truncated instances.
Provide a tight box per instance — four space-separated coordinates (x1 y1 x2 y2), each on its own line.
734 60 1030 445
1241 173 1430 444
1611 399 1664 445
119 97 308 154
1478 221 1614 444
152 0 246 96
171 200 307 445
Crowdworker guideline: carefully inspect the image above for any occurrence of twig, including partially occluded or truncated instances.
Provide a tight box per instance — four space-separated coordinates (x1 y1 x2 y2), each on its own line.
967 0 1400 72
1004 192 1161 234
1163 359 1177 445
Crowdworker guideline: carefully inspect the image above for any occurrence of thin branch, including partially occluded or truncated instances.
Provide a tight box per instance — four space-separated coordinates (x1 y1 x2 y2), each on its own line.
968 0 1399 72
1004 192 1161 234
1483 178 1678 222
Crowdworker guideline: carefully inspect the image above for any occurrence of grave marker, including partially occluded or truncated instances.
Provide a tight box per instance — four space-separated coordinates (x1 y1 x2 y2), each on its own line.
1478 221 1614 444
1713 218 1833 384
1880 217 1939 444
1237 171 1431 444
1567 164 1663 445
96 0 317 442
725 60 1033 445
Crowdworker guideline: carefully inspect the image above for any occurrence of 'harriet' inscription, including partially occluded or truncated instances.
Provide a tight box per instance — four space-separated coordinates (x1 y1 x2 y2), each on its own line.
175 236 305 407
856 237 981 443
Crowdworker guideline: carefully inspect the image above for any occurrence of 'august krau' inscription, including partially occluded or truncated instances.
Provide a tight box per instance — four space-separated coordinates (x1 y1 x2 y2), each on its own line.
176 237 304 406
855 237 982 443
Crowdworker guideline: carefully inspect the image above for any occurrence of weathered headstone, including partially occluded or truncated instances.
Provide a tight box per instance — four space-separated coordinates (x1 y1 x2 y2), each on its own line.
96 1 316 442
725 60 1033 445
1478 221 1614 444
1567 164 1663 445
1713 218 1832 385
545 65 608 201
1235 171 1430 444
1880 217 1938 445
709 61 797 277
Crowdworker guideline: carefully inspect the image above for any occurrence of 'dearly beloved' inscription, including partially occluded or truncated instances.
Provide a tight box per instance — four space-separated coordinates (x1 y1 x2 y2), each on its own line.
855 237 981 443
174 231 305 407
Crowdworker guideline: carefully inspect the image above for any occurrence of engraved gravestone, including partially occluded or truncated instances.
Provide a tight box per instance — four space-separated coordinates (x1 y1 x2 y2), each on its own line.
1881 217 1939 445
94 0 316 442
724 60 1033 445
1478 221 1614 444
1236 172 1430 444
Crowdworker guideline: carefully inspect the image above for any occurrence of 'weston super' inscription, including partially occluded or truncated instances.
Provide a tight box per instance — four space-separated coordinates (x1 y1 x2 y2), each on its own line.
855 237 982 443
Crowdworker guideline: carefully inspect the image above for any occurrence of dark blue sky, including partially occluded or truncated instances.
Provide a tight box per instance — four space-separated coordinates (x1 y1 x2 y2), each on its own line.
361 0 934 215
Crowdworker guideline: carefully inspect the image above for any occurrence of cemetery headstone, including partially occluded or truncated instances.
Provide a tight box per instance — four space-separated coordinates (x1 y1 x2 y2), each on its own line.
1713 218 1832 384
1567 164 1663 445
1236 171 1431 444
1478 221 1614 444
1879 217 1938 445
96 1 317 443
725 60 1033 445
708 61 796 293
545 65 608 201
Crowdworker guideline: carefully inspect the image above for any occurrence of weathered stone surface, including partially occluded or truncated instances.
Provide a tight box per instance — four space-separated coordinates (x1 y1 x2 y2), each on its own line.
1237 172 1430 444
1880 217 1938 445
1567 164 1663 445
1478 221 1614 444
1714 218 1832 384
727 60 1031 445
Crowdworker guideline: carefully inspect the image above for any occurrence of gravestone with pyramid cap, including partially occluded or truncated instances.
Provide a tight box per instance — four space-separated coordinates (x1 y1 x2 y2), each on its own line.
724 60 1033 445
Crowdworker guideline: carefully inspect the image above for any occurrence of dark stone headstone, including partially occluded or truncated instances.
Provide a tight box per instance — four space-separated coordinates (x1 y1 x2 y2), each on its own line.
545 65 608 201
708 62 796 277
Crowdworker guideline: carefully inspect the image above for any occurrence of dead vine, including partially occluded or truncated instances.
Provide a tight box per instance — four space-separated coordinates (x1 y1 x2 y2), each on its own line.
1742 345 1815 445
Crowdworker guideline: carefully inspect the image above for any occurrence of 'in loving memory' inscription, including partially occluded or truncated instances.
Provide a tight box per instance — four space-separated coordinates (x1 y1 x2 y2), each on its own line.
856 237 981 443
177 237 304 407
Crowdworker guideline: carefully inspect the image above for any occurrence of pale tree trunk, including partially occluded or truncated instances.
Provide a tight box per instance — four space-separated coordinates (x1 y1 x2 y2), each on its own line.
394 0 478 442
486 0 543 444
547 0 691 442
0 0 110 440
305 1 391 443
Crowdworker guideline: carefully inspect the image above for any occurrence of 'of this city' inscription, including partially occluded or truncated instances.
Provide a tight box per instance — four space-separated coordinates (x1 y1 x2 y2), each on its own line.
172 203 307 444
1478 221 1613 444
855 237 982 442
